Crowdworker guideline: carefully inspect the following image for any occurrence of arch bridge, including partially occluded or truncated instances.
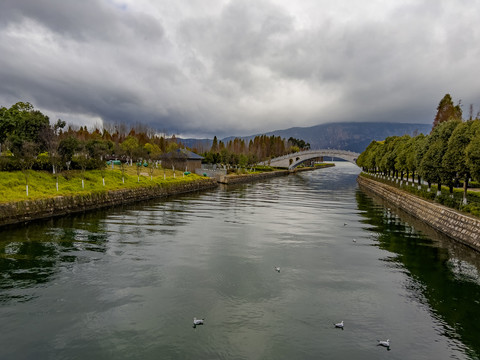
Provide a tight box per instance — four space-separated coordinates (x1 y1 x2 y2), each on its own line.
261 149 360 170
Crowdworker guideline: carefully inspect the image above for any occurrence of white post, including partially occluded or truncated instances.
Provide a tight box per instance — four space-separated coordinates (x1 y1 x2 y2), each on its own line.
122 177 125 184
103 178 105 186
26 184 29 197
56 181 59 192
82 179 84 189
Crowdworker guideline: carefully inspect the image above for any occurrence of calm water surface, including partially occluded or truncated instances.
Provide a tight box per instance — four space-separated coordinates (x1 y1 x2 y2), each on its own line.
1 163 480 359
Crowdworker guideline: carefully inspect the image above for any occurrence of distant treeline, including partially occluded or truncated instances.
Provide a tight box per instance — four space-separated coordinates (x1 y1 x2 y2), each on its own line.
357 94 480 201
0 102 309 172
201 135 310 166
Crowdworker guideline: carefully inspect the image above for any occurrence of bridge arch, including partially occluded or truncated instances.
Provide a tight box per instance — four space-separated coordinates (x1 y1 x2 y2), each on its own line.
261 149 360 170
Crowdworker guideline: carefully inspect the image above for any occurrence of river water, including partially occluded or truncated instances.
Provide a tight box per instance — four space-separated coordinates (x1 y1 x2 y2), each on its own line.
1 162 480 359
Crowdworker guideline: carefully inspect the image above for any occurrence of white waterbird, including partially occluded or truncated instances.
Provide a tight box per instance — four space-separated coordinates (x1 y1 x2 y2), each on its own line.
193 318 205 328
377 339 390 348
334 320 344 329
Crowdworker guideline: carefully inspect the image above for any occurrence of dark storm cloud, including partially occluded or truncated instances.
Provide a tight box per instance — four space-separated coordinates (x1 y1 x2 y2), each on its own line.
1 0 479 138
0 0 164 43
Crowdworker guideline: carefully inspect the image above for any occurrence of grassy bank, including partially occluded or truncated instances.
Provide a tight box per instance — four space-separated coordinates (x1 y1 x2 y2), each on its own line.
0 166 205 203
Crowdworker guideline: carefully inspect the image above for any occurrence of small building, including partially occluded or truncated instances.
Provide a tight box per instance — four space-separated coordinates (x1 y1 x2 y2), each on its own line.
161 149 203 172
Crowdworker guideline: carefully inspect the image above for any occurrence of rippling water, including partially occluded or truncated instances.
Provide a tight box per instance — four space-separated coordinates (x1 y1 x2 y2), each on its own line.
1 163 480 359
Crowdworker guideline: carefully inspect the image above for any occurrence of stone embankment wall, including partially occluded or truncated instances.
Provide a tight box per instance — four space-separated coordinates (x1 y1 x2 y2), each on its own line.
218 170 291 184
0 179 218 228
357 175 480 251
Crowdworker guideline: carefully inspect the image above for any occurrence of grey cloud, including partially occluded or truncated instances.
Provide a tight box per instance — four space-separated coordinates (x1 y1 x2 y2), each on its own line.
1 0 480 139
0 0 164 44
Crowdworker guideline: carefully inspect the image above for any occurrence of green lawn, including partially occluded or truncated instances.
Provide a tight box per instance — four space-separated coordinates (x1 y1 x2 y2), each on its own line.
0 165 205 203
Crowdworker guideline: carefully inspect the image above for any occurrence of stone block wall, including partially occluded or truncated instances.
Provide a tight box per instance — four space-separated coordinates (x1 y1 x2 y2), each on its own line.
357 175 480 251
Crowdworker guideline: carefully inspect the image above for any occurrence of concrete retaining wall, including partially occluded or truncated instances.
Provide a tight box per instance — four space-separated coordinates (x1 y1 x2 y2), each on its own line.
357 175 480 251
0 179 218 228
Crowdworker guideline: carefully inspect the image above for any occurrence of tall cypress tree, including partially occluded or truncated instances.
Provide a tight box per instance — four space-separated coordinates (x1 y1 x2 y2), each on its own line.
432 94 462 132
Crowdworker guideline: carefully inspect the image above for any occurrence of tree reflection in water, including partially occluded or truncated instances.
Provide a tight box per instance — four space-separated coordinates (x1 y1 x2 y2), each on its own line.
356 189 480 359
0 214 107 303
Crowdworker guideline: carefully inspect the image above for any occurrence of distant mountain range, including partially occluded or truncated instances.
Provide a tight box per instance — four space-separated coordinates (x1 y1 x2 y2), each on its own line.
180 122 432 153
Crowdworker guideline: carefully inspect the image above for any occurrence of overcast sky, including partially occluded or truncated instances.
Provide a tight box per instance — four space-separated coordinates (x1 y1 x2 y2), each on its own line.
1 0 479 138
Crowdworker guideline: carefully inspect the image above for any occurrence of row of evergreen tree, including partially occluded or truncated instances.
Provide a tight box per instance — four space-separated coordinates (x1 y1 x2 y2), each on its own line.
201 135 310 167
357 94 480 202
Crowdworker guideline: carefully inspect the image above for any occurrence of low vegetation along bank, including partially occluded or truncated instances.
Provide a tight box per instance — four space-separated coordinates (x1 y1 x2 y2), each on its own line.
0 165 207 203
0 166 217 227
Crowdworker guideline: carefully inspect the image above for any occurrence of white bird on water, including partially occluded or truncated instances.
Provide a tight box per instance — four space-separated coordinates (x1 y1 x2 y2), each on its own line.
334 320 343 329
193 318 205 328
334 320 344 329
275 267 280 272
377 339 390 348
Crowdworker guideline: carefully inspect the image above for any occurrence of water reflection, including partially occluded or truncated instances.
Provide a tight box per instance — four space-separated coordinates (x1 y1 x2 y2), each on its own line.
1 165 480 359
0 215 108 303
356 190 480 358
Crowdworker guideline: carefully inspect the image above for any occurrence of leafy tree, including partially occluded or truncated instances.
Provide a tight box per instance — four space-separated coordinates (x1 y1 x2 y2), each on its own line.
394 135 411 180
420 120 460 194
121 136 140 165
288 137 310 150
133 145 147 182
73 141 89 188
144 143 161 180
14 141 38 196
443 121 474 202
39 119 66 174
0 102 50 154
357 140 380 173
466 121 480 182
58 136 79 170
413 134 428 186
405 136 420 183
86 139 110 185
379 137 398 177
374 141 387 175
